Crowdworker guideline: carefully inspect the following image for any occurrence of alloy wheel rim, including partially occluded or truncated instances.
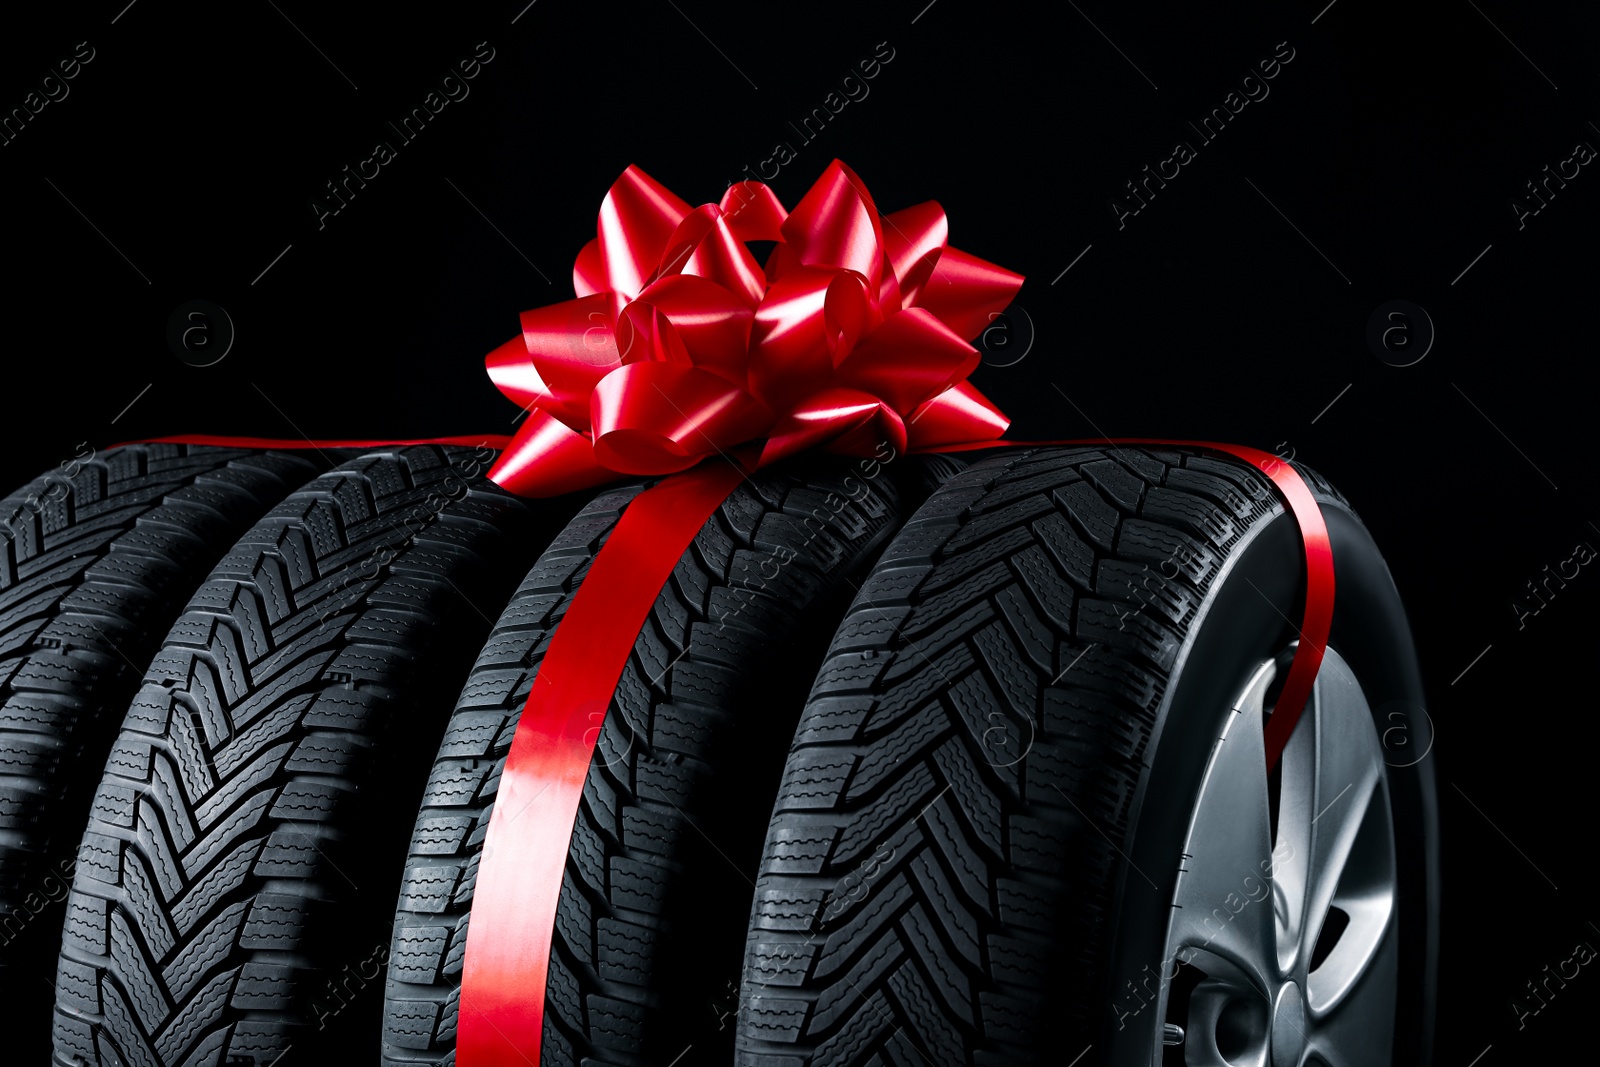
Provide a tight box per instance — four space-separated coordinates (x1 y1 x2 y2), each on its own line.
1152 646 1398 1066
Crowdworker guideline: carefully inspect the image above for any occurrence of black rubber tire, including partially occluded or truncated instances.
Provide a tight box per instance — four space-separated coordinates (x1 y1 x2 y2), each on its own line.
734 446 1438 1066
49 443 577 1067
379 454 961 1067
0 447 328 1023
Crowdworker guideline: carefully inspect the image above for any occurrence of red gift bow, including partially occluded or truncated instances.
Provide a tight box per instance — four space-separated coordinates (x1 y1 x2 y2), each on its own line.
483 159 1023 498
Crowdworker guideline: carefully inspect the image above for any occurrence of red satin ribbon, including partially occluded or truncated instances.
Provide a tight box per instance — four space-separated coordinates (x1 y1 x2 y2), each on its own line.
1230 446 1332 766
457 461 746 1062
123 433 514 450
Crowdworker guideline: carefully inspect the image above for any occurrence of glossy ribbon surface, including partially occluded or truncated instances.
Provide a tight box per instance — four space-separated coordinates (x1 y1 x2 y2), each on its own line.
483 160 1022 498
126 433 514 450
458 461 745 1064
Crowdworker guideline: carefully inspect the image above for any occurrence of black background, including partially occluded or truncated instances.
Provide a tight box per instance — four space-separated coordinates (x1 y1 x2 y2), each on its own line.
4 0 1596 1060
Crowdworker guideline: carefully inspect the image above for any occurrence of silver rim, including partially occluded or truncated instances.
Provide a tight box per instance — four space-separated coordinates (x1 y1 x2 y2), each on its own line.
1152 647 1398 1066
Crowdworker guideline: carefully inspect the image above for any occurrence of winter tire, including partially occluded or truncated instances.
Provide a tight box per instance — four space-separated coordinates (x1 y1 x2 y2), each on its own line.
734 445 1438 1067
50 443 575 1066
0 444 328 1055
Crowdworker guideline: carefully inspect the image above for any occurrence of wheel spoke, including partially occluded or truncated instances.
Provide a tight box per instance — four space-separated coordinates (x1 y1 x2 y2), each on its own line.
1305 772 1397 1015
1305 915 1398 1066
1170 661 1277 987
1298 652 1385 979
1272 675 1315 971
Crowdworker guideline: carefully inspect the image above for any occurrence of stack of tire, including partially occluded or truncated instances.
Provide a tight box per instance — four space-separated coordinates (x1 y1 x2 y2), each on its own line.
0 440 1435 1066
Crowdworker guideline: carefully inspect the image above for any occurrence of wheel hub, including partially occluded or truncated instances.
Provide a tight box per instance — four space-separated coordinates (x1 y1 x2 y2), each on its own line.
1270 981 1307 1066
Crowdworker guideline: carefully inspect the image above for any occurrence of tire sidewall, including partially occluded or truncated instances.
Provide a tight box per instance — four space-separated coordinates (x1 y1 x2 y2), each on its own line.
1098 497 1438 1065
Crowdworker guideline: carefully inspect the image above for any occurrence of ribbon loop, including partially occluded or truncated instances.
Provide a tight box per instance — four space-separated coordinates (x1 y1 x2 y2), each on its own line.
719 179 787 241
598 165 694 299
882 200 949 306
591 362 769 474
